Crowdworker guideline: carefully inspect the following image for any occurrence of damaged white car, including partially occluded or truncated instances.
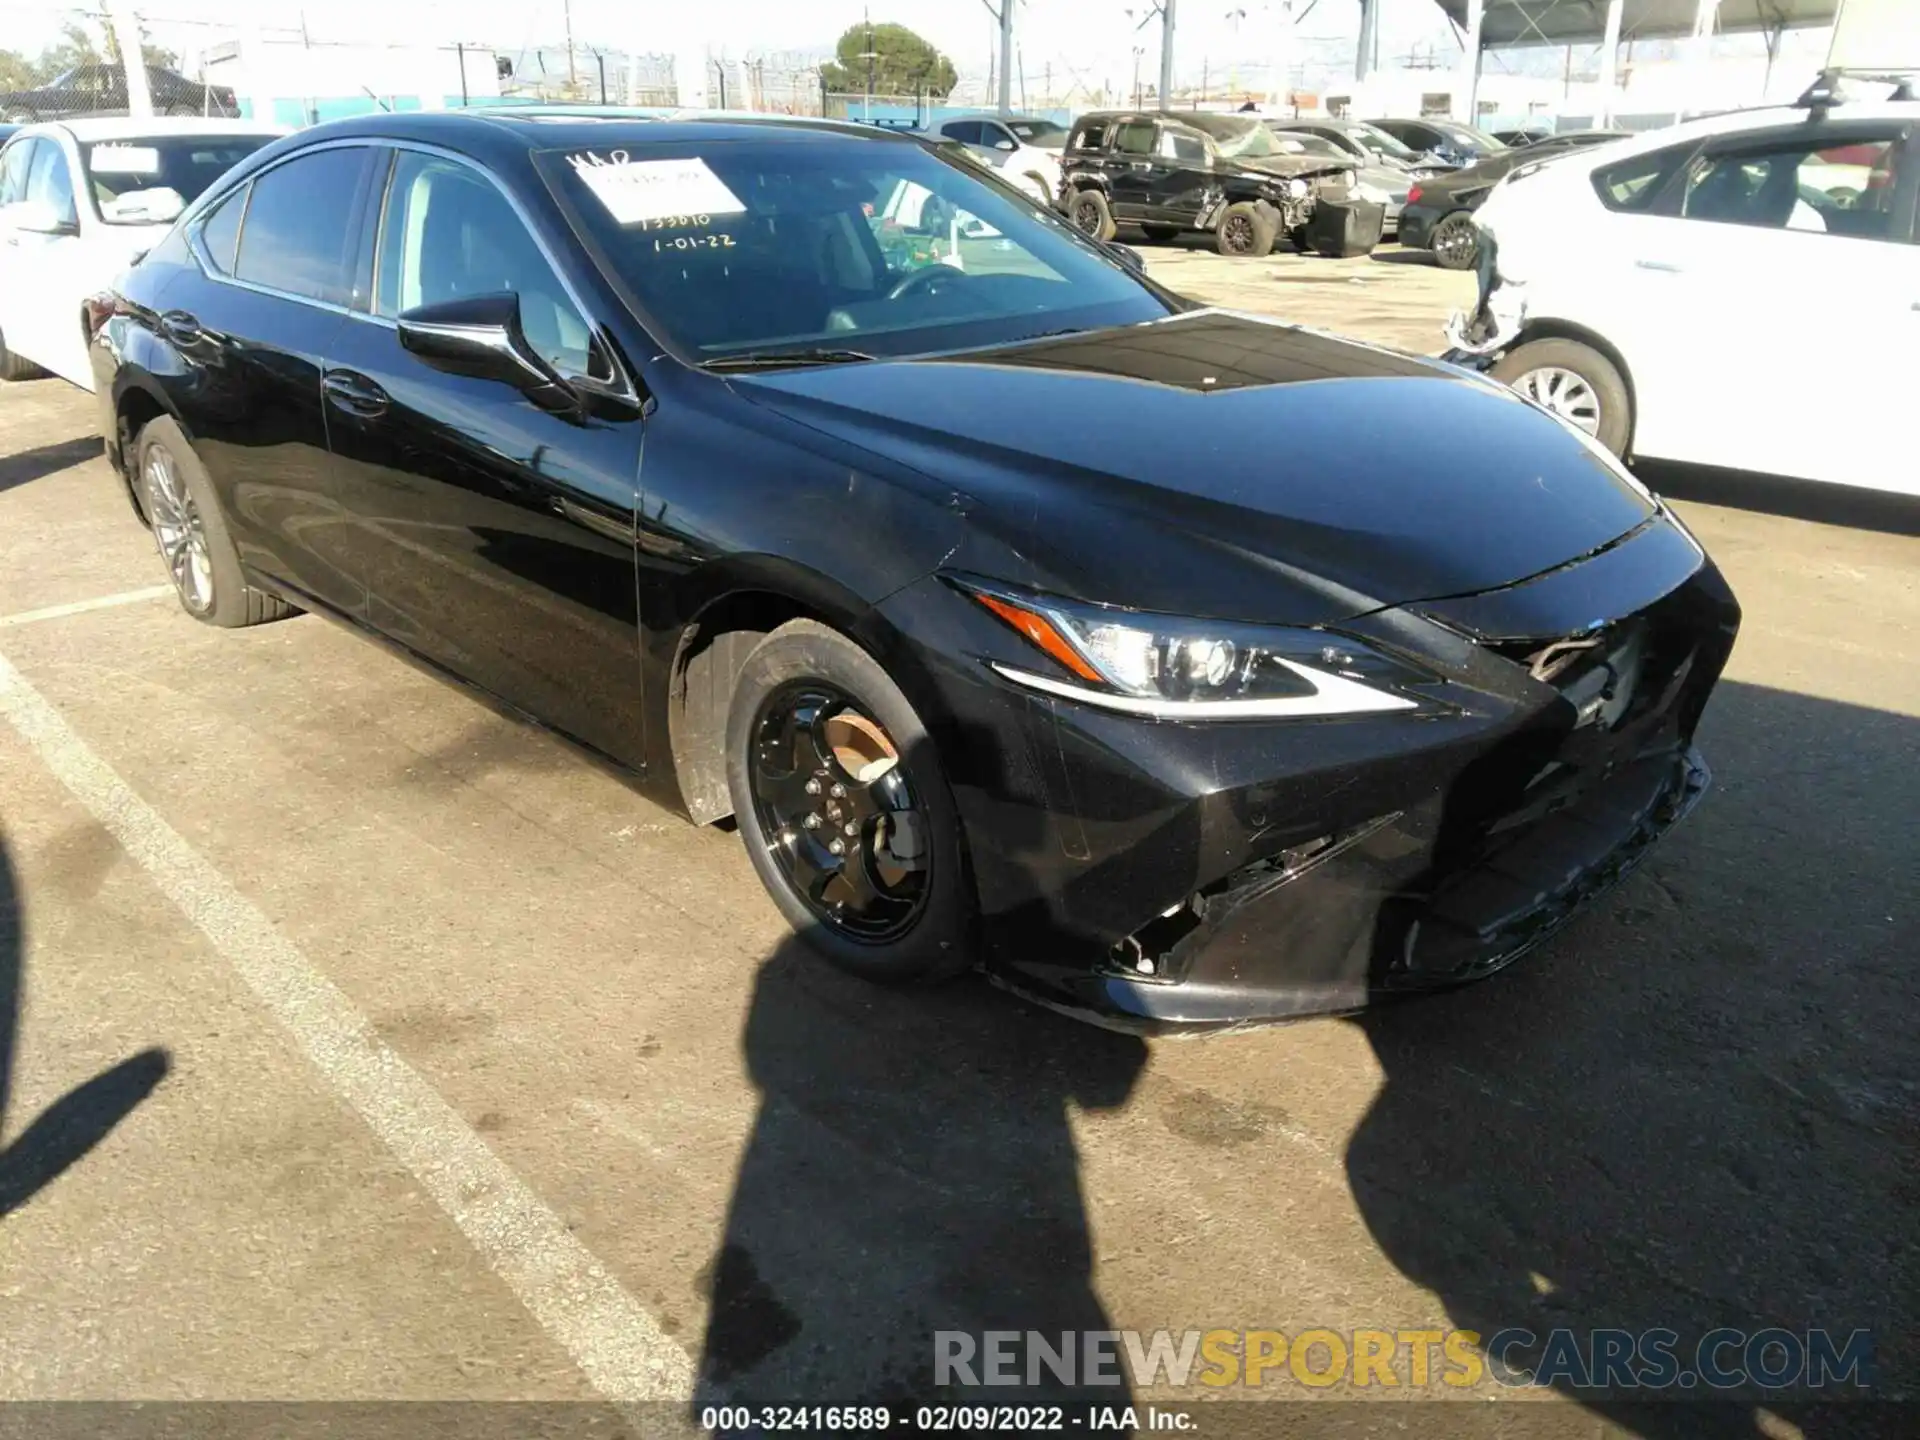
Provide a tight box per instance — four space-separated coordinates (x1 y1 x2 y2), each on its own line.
1444 87 1918 495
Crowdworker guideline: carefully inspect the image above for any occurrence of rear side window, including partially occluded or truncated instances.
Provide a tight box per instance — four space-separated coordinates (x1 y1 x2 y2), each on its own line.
235 146 368 304
1592 143 1693 212
197 184 246 274
941 121 982 145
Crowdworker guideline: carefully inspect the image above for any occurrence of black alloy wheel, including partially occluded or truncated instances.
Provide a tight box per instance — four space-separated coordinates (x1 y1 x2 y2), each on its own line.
747 683 929 944
1068 188 1117 242
725 620 974 983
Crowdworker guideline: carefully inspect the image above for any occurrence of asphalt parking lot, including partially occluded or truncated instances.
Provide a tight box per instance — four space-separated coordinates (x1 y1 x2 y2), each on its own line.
1 243 1914 1436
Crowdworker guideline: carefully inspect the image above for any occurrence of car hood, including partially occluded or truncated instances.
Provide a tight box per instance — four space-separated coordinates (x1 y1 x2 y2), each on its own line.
1223 154 1351 182
730 310 1657 624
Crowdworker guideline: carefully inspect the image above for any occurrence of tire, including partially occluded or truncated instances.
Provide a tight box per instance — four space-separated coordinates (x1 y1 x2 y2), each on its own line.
1138 223 1181 243
1214 201 1276 258
1066 187 1117 243
0 323 46 382
1287 224 1312 254
726 619 974 985
1430 211 1479 270
1490 338 1633 457
135 417 297 627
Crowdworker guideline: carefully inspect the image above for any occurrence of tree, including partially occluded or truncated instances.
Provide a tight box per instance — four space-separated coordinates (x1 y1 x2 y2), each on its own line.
0 50 38 91
818 22 957 98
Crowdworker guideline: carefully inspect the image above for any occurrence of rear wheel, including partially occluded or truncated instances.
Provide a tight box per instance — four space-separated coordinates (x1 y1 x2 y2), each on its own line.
1139 223 1181 243
1430 211 1479 270
726 620 974 984
1067 188 1117 242
136 417 297 627
1215 201 1276 258
0 324 46 381
1491 338 1633 456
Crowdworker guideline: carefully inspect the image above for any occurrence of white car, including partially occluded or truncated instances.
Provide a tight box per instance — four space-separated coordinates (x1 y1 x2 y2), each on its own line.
930 113 1065 207
1446 97 1918 495
0 117 282 389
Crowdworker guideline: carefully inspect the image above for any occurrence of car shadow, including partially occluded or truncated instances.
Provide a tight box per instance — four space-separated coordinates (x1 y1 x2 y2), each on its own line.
0 435 102 497
1639 462 1920 539
0 827 169 1218
1345 679 1915 1433
1367 247 1436 266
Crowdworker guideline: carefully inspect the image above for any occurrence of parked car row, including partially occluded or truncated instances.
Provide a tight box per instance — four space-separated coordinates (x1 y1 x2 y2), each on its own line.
0 107 1751 1030
1 63 238 122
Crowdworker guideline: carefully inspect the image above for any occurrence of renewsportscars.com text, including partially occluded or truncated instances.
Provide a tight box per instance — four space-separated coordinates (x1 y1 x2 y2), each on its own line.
934 1327 1874 1392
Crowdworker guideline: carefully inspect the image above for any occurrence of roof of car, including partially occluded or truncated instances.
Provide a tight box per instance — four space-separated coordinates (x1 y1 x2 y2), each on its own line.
30 116 287 142
264 108 922 162
936 111 1059 124
1527 99 1919 170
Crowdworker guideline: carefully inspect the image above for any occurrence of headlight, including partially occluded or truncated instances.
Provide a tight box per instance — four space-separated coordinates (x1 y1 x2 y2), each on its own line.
1285 178 1309 199
959 582 1441 720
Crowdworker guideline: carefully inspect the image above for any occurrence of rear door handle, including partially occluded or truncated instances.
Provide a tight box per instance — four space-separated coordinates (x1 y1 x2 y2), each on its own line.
1635 259 1684 273
322 370 389 418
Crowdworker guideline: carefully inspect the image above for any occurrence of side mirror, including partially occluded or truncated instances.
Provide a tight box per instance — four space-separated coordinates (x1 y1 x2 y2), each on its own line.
994 138 1017 152
1104 241 1145 275
396 292 576 411
7 198 78 236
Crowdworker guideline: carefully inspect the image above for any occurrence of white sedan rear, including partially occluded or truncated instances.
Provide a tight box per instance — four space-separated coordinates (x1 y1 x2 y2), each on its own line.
0 117 282 389
1447 98 1918 496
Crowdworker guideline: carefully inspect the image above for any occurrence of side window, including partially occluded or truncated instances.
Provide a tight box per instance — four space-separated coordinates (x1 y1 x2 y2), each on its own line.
1114 120 1157 157
374 150 600 379
1680 132 1903 240
24 140 77 227
0 139 36 207
983 124 1016 152
1593 144 1692 212
197 183 247 274
1068 120 1109 152
1158 129 1206 163
235 147 368 303
940 121 981 145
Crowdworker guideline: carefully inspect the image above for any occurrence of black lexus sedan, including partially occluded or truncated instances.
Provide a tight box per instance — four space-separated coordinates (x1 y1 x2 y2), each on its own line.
89 111 1738 1031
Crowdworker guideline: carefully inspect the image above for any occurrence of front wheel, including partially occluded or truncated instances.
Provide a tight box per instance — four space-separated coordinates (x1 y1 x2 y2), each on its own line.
1066 188 1117 242
725 620 974 984
1215 201 1276 258
1490 338 1633 456
1430 211 1479 270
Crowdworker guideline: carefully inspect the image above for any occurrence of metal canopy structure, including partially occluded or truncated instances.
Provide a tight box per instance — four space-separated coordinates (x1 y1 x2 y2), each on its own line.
1432 1 1839 48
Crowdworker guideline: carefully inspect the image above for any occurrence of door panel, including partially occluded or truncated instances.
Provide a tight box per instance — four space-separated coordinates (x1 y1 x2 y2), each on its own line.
1148 129 1211 222
1106 120 1161 220
322 149 647 765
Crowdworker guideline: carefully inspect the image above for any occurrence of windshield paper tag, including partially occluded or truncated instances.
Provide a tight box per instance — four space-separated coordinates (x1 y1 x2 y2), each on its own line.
89 145 162 175
565 152 745 225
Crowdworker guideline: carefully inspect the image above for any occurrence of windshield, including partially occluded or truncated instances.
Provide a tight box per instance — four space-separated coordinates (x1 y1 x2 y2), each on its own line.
1343 121 1418 162
1007 119 1065 149
1435 123 1506 152
84 136 275 224
542 137 1170 361
1183 115 1276 158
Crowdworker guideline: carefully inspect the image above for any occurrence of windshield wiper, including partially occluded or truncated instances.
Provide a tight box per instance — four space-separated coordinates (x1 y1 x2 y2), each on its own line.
699 348 877 371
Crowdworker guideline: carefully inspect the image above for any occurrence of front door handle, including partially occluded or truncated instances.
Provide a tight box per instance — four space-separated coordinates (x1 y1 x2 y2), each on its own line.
1635 258 1684 273
322 370 390 418
1129 161 1153 171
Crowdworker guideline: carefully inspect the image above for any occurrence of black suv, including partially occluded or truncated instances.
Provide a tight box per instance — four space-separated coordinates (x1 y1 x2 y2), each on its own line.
0 64 237 122
1059 110 1363 257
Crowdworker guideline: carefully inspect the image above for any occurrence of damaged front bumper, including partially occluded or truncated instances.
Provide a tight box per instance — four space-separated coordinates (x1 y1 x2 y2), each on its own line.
1441 230 1526 362
879 515 1739 1035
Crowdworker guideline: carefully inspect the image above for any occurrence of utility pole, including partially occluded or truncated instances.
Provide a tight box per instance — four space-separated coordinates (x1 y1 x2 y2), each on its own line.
105 0 153 117
998 0 1014 115
1157 0 1176 112
1596 0 1624 123
564 0 577 89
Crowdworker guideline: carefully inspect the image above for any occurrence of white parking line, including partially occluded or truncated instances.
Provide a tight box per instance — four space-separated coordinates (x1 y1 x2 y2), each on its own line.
0 585 174 629
0 645 696 1405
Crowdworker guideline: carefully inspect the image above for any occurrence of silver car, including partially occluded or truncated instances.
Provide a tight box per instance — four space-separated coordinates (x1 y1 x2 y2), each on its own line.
1263 124 1410 236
